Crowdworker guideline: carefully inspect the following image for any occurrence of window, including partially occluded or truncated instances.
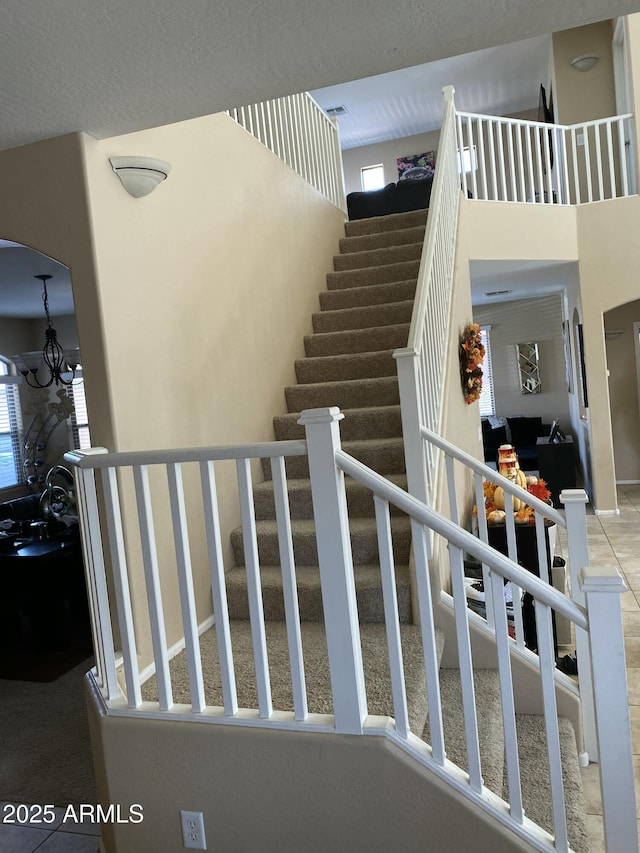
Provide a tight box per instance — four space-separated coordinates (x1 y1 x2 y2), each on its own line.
361 164 385 191
0 359 23 489
478 327 495 417
457 145 477 174
68 372 91 450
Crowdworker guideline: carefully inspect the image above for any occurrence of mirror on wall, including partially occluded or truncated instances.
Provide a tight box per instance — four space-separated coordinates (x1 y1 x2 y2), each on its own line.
516 342 541 394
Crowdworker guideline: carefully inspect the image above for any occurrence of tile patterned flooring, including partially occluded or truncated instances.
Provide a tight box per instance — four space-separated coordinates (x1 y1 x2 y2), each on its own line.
0 805 101 852
560 484 640 852
1 485 638 852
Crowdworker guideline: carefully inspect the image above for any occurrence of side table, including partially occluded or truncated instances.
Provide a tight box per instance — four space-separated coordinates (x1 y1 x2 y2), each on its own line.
536 436 575 507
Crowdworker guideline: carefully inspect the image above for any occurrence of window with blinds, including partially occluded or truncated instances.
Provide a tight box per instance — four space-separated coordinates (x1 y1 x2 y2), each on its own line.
0 360 23 489
68 374 91 450
479 327 496 417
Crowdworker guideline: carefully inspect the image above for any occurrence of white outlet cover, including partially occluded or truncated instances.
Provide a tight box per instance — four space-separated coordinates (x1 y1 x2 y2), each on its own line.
180 810 207 850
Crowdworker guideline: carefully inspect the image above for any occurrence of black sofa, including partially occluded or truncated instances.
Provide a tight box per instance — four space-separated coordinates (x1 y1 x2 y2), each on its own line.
482 417 551 470
346 176 434 220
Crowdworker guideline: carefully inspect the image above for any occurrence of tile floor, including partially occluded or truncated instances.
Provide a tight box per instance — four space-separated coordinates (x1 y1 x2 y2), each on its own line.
556 483 640 852
1 485 638 852
0 804 101 852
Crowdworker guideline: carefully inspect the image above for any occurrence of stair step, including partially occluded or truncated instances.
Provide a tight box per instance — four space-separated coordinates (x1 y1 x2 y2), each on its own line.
295 350 397 384
333 242 423 272
304 323 410 357
508 715 589 853
311 300 414 334
327 259 420 291
319 278 417 311
230 516 412 568
142 621 439 737
252 474 408 520
422 668 505 796
344 209 428 237
263 437 406 480
273 405 403 442
225 563 412 622
285 375 399 413
339 225 426 254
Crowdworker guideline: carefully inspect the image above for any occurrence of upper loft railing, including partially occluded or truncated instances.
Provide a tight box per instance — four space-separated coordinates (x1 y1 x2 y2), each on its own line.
227 93 347 213
456 109 636 205
67 406 637 852
395 85 461 509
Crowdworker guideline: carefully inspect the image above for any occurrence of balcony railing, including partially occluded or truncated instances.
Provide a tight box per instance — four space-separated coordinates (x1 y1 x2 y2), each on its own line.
456 109 635 205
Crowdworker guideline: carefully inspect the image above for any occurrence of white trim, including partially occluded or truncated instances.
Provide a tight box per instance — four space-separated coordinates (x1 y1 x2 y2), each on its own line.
594 508 621 516
616 479 640 485
137 614 215 686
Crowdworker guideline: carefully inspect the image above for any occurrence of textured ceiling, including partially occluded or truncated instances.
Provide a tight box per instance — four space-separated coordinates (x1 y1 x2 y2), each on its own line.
311 36 551 149
2 0 639 152
1 0 639 317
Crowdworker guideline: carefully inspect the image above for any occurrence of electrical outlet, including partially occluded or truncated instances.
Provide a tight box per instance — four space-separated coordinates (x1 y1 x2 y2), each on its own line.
180 810 207 850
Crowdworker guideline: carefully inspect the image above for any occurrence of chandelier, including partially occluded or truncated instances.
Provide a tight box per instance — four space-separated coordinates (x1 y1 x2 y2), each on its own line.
13 274 80 388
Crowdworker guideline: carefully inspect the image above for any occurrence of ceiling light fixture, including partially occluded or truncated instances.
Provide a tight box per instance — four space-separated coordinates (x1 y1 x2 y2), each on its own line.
570 54 599 72
110 156 172 198
12 275 79 388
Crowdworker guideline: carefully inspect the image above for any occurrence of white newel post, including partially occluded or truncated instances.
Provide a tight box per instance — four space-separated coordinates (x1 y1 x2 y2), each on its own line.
298 407 367 734
580 566 638 853
66 449 118 701
561 488 597 761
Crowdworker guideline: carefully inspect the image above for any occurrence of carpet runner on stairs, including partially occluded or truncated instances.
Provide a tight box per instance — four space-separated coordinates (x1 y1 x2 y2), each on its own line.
226 208 428 625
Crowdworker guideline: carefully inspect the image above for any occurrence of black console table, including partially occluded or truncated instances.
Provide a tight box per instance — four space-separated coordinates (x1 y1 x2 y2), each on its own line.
536 436 575 507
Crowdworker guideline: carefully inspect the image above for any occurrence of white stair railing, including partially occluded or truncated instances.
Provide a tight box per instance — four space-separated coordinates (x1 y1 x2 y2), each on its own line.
67 406 636 852
456 110 635 205
395 84 461 508
227 92 347 213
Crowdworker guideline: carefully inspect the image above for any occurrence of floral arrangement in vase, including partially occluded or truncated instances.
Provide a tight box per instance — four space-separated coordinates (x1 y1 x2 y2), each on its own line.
460 322 485 404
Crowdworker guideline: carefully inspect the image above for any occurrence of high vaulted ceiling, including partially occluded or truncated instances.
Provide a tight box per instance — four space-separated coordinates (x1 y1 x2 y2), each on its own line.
1 0 639 318
2 0 639 154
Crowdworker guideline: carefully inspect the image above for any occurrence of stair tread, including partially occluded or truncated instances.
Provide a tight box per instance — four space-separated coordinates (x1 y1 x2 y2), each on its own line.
319 278 417 311
142 620 440 735
326 260 420 291
333 242 423 271
304 323 410 357
232 515 410 535
285 374 398 394
339 225 426 254
252 473 408 494
314 298 414 319
295 349 397 383
344 209 428 237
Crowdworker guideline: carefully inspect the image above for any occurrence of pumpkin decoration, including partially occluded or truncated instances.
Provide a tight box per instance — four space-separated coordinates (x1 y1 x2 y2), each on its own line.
493 486 525 512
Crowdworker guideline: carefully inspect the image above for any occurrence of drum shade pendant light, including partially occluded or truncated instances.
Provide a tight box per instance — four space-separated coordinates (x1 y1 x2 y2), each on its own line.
12 275 79 388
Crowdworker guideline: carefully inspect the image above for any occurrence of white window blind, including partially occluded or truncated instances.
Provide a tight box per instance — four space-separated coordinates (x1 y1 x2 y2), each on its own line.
69 374 91 450
478 327 496 417
0 360 23 489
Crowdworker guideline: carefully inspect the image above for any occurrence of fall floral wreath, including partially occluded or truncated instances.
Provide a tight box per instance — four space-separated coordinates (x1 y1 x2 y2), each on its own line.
460 322 485 404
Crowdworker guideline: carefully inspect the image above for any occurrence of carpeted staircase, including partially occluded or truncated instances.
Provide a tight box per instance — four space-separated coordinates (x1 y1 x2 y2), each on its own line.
143 208 589 850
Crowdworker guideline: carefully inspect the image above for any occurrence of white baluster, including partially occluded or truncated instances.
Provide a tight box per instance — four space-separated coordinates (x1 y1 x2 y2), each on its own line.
561 489 597 760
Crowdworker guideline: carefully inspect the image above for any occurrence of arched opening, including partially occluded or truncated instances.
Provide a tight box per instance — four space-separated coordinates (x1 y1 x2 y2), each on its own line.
604 298 640 487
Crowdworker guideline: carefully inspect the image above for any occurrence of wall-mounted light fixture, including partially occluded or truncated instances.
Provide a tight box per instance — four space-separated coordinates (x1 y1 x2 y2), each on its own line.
110 156 172 198
570 54 599 72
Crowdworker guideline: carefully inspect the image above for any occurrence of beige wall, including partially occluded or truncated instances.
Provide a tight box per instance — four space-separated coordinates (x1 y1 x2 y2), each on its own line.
473 294 571 427
86 679 535 853
79 113 346 662
604 301 640 482
341 129 441 195
551 21 617 125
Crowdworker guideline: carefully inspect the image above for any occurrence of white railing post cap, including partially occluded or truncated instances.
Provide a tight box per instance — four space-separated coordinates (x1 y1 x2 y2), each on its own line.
392 347 419 361
560 489 589 505
579 565 628 594
297 407 344 426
